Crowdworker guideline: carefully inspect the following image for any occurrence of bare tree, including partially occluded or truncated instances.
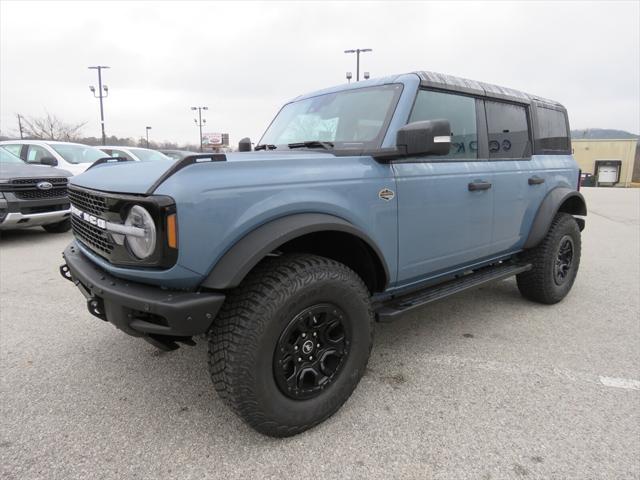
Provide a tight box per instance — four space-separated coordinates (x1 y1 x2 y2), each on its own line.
19 113 86 141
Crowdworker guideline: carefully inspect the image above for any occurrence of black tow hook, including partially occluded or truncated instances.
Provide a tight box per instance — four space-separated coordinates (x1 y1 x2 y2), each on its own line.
59 264 73 282
144 334 196 352
87 297 107 321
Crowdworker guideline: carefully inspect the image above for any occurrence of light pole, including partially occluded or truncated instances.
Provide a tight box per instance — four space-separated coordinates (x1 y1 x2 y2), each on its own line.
344 48 372 82
16 114 24 139
145 126 152 148
191 106 208 151
88 65 110 145
346 72 352 84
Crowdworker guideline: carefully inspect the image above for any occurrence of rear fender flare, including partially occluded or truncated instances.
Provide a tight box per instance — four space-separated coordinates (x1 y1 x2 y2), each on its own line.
523 187 587 249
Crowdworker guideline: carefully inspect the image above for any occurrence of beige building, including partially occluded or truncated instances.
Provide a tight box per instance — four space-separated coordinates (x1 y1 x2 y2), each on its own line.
572 139 639 187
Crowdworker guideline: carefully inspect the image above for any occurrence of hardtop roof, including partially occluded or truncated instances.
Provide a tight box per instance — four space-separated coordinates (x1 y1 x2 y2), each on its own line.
414 71 565 109
291 71 566 110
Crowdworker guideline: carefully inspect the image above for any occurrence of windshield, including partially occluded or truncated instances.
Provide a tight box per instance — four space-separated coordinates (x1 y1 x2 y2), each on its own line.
50 144 106 164
259 84 403 149
131 149 172 162
0 147 25 163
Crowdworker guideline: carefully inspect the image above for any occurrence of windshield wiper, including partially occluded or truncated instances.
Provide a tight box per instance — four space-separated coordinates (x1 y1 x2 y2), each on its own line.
254 144 277 151
287 141 334 150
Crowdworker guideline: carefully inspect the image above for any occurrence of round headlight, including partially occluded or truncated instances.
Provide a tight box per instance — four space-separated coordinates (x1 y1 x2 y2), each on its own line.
124 205 156 259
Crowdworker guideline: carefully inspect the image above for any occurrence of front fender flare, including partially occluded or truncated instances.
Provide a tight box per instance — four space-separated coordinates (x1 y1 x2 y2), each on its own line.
523 187 587 249
200 213 390 290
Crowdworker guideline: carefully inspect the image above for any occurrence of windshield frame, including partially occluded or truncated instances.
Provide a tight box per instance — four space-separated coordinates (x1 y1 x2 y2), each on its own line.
49 143 107 164
258 83 404 152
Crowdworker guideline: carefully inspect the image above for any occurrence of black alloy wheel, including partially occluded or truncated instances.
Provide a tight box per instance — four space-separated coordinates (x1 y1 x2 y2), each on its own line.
274 303 350 400
554 235 574 285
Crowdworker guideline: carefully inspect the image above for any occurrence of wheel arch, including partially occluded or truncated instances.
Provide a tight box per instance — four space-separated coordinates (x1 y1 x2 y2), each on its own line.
200 213 390 293
523 187 587 249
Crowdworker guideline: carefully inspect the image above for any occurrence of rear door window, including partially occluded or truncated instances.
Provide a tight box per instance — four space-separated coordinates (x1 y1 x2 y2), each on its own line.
485 101 531 159
409 90 478 160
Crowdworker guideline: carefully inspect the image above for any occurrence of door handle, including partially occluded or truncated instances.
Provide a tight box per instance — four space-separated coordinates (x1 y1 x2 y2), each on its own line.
528 176 545 185
468 181 492 191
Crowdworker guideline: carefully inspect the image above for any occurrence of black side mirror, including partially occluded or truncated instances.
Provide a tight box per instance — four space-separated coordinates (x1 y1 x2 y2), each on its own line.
238 137 252 152
40 156 58 166
396 119 451 157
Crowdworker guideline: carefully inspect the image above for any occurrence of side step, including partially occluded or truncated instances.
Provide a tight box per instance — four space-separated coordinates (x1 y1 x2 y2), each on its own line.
375 262 531 322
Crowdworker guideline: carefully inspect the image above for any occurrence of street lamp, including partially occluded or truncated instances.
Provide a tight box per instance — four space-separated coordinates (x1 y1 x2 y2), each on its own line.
191 106 208 151
343 48 372 82
145 126 152 148
346 72 352 84
88 65 110 145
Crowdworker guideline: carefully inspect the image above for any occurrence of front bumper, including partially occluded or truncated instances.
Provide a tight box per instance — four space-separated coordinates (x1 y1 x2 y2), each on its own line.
0 198 70 229
60 242 225 347
0 210 70 229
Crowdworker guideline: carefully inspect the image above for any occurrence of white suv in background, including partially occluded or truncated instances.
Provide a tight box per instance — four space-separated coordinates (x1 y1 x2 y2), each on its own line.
99 146 172 162
0 140 107 175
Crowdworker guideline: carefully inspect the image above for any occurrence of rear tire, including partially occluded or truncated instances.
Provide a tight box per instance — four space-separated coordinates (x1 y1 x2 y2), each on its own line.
42 219 71 233
208 253 374 437
517 212 581 304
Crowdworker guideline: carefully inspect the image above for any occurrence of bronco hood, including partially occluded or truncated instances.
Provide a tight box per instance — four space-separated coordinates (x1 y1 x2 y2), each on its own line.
69 150 337 195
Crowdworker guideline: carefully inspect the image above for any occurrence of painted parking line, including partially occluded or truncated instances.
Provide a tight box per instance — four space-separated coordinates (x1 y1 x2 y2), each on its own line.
394 353 640 392
599 376 640 391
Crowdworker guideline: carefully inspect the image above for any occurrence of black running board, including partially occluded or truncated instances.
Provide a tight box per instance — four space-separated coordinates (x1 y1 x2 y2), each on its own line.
375 262 531 322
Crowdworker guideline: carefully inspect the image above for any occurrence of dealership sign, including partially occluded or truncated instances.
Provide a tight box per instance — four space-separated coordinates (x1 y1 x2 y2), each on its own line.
202 132 223 146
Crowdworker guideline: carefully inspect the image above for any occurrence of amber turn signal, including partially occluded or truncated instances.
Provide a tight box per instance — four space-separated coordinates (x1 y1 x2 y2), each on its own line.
167 213 178 249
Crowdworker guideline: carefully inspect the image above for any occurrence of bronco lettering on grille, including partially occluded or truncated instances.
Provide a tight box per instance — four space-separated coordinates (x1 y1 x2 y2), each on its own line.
71 204 107 229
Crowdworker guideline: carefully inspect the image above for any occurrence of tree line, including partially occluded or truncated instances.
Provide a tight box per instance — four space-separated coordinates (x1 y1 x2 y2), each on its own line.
1 113 201 151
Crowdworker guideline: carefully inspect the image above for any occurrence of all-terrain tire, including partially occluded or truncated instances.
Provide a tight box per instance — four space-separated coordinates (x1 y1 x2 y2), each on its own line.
208 253 374 437
42 219 71 233
517 212 581 304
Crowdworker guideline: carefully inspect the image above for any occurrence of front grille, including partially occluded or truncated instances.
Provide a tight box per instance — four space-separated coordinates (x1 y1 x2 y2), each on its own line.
14 188 67 200
71 215 114 255
1 177 69 200
68 188 107 217
69 187 114 257
10 177 68 186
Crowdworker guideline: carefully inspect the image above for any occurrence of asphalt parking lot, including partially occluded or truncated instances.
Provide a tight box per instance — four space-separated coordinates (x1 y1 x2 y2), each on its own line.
1 187 638 480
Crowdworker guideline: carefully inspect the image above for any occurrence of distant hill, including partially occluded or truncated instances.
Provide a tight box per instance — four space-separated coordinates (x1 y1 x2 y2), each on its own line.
571 129 639 139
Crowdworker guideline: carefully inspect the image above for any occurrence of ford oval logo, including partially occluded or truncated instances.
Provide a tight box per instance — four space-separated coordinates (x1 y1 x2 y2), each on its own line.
37 181 53 190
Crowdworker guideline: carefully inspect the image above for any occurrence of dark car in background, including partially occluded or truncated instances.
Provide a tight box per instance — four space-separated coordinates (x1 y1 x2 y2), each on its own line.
0 147 72 233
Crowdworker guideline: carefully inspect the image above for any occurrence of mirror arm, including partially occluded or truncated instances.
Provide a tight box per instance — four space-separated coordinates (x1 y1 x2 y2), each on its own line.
371 146 408 162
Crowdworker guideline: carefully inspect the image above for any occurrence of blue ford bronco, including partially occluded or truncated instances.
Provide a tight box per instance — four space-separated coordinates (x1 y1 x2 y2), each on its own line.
60 71 586 437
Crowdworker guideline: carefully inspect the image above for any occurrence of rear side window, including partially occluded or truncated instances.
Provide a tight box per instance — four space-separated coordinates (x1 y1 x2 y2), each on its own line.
409 90 477 159
485 101 531 159
535 107 570 153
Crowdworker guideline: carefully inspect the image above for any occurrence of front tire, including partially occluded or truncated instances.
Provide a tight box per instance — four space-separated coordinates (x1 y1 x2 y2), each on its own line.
42 219 71 233
209 253 374 437
517 212 581 304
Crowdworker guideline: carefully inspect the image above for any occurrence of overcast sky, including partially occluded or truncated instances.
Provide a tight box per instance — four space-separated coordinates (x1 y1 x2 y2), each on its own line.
1 1 638 146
